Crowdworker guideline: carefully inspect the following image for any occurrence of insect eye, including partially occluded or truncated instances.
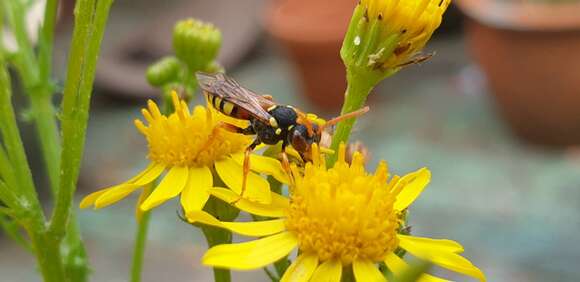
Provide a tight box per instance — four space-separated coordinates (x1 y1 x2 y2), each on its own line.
290 130 309 153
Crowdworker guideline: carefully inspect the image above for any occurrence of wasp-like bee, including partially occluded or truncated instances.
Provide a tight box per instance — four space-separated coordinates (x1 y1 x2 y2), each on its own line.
196 72 368 199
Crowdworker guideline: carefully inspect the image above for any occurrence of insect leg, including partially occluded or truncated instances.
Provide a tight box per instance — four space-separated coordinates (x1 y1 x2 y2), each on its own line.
231 139 261 204
280 142 295 188
217 122 255 135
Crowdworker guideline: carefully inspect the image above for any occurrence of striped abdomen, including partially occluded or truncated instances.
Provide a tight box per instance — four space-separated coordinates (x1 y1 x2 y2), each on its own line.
205 91 251 120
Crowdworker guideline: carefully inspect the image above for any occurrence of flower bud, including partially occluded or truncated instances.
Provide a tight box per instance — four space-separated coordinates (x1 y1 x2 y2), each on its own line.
341 0 450 82
146 56 181 87
173 18 222 71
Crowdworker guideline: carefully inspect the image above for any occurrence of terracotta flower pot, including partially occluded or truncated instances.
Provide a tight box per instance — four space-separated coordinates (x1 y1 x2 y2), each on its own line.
265 0 357 111
458 0 580 146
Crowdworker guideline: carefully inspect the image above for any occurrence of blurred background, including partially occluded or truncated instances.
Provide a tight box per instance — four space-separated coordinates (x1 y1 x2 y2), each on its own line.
2 0 580 281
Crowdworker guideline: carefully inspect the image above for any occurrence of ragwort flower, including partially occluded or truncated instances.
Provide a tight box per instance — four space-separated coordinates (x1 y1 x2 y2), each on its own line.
187 144 485 281
342 0 451 81
81 92 287 216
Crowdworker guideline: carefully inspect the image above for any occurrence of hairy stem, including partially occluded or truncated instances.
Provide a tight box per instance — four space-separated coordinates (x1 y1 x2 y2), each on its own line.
49 0 114 238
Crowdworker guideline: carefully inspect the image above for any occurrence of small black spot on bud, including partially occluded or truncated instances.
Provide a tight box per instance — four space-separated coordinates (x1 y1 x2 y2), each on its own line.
401 29 407 34
378 13 383 20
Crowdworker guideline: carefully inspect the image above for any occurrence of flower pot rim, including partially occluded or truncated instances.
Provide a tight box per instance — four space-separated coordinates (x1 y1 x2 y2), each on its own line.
456 0 580 31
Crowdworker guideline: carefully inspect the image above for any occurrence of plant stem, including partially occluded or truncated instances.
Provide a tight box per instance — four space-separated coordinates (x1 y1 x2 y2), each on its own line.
29 94 61 192
0 60 44 226
38 0 58 85
130 209 152 282
32 0 61 194
2 0 39 84
201 196 237 282
29 230 66 282
201 225 232 282
49 0 114 238
327 73 374 166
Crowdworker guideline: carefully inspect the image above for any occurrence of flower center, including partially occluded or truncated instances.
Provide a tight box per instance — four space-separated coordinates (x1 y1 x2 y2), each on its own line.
285 145 400 264
134 93 251 167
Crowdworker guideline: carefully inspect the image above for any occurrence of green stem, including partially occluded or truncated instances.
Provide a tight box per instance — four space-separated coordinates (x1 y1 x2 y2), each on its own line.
201 225 232 282
327 74 374 166
61 213 90 282
2 0 39 84
263 266 278 281
200 196 237 282
0 59 44 226
38 0 58 85
29 230 66 282
29 94 61 192
31 0 61 194
130 210 152 282
49 0 114 238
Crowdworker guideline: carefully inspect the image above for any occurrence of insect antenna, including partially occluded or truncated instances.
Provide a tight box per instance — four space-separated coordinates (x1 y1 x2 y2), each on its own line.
320 106 370 133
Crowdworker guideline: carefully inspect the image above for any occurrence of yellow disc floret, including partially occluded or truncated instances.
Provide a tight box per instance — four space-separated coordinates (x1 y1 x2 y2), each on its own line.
134 92 251 167
285 144 400 264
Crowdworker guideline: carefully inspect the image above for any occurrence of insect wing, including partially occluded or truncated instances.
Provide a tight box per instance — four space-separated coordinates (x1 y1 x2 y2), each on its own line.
197 72 274 123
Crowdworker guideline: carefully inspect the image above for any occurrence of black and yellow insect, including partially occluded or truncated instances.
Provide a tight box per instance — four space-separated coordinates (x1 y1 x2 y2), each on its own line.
196 72 368 199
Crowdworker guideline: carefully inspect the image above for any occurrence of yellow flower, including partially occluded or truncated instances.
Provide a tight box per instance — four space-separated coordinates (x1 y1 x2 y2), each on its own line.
80 92 288 217
187 144 485 282
342 0 451 79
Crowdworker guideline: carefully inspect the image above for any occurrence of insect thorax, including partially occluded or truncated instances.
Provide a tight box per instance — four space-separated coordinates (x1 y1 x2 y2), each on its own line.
252 106 298 145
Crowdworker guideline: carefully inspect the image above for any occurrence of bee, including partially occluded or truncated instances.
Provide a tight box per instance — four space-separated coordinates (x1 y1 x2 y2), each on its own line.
196 72 368 199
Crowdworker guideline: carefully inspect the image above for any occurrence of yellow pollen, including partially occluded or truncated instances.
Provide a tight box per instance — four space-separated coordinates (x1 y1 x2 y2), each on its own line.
285 144 400 264
134 92 252 167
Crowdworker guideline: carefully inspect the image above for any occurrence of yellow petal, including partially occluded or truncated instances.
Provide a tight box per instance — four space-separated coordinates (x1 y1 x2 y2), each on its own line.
208 188 288 217
80 189 109 209
310 260 342 282
140 166 189 211
126 162 158 183
401 243 486 282
230 154 290 184
80 163 160 209
397 235 464 254
94 184 140 209
384 253 450 282
131 163 166 186
214 158 271 204
384 252 406 274
186 210 286 237
353 259 386 282
281 253 319 282
202 231 298 270
180 166 213 214
393 168 431 211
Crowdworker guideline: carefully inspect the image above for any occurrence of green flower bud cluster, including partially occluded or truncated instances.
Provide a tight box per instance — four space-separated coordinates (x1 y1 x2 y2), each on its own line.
173 18 222 72
146 18 223 103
